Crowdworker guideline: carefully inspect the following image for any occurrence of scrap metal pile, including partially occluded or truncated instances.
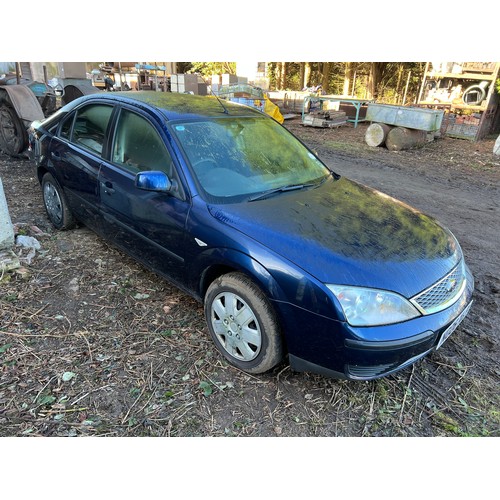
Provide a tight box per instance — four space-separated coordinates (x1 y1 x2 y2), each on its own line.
302 109 347 128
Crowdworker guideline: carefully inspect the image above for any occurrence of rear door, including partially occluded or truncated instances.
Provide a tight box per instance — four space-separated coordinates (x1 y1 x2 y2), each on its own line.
98 106 191 285
49 102 114 230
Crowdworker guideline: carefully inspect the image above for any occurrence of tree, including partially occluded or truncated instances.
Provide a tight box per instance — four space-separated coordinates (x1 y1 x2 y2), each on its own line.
369 62 426 104
299 63 306 90
275 62 288 90
304 62 312 88
322 62 331 93
367 62 388 99
343 62 355 96
266 61 425 103
187 62 236 77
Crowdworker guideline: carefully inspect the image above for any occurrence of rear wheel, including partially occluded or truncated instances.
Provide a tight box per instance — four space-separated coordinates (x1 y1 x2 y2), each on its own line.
41 172 76 230
0 104 27 156
204 272 283 374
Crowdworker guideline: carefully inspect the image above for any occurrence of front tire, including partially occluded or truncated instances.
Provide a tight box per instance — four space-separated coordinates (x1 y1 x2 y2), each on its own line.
41 172 76 230
204 272 283 374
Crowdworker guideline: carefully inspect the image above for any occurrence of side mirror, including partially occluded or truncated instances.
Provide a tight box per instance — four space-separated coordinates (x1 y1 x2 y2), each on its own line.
135 171 173 192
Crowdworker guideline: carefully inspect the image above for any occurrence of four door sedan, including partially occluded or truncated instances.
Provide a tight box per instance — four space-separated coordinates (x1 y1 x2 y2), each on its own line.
28 91 474 380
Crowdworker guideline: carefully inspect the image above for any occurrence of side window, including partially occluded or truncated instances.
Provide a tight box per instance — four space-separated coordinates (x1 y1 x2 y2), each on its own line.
112 109 173 176
59 112 74 140
72 104 113 155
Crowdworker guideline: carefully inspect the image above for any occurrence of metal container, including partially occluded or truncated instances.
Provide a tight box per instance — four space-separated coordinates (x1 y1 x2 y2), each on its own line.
366 103 444 132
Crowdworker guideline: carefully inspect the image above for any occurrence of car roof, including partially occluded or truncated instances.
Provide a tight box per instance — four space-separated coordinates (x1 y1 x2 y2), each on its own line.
66 91 265 121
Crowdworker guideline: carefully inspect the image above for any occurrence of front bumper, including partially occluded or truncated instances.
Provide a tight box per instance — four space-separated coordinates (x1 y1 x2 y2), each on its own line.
278 266 474 380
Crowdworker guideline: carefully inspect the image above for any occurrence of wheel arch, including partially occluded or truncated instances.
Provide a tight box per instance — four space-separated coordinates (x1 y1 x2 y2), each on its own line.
36 164 50 184
0 85 44 125
195 250 288 305
0 86 45 156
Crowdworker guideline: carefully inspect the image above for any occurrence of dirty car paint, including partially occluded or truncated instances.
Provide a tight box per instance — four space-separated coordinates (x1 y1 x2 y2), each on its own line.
208 175 461 298
29 91 474 380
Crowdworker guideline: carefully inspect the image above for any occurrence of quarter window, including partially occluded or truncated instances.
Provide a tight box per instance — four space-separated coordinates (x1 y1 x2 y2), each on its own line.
59 113 74 140
72 104 113 155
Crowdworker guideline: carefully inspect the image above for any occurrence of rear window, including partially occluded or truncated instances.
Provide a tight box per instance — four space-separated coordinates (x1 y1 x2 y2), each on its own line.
72 104 113 155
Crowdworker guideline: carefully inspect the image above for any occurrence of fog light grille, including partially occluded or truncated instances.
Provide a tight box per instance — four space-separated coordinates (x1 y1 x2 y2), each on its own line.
411 262 465 315
347 363 395 379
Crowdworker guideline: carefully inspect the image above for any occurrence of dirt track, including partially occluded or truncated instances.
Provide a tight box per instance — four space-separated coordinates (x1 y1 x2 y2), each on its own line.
0 120 499 439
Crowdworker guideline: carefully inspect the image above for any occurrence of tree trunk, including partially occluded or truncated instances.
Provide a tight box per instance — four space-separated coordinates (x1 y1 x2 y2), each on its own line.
395 64 403 103
275 63 282 90
280 62 288 90
386 127 427 151
276 62 288 90
299 63 305 90
365 123 393 147
322 62 330 94
343 62 354 96
367 62 387 99
304 62 311 89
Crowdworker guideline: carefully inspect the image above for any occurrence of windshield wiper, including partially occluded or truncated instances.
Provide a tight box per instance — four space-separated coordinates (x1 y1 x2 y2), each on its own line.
248 183 315 202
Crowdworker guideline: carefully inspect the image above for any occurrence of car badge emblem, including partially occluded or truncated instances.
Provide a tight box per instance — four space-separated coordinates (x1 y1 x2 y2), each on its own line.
446 278 457 293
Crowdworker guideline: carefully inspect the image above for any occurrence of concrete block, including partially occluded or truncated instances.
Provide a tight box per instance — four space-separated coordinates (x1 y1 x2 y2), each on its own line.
494 135 500 156
0 248 20 272
0 178 15 250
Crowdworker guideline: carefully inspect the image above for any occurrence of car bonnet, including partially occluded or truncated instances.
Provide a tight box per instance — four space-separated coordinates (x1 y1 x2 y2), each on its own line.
207 176 462 298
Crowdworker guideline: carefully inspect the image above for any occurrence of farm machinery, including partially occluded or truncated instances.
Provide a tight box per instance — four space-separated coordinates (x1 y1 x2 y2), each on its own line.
0 62 100 156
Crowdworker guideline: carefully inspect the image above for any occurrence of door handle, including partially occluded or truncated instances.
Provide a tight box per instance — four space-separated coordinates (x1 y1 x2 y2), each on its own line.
102 181 115 194
51 151 61 159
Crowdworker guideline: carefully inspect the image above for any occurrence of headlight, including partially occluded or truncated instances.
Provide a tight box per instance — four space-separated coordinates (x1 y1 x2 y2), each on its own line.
327 285 421 327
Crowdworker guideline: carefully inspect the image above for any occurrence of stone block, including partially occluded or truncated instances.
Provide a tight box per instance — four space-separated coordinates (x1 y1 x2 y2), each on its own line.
0 178 15 250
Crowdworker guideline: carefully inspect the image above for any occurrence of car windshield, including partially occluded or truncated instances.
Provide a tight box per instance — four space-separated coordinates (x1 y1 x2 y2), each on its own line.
171 116 330 203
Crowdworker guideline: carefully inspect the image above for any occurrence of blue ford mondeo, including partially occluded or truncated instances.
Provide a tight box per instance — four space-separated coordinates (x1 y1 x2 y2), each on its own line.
28 91 474 380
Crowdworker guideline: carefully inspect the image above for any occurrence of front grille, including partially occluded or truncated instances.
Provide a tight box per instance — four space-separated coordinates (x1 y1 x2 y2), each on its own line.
411 261 466 315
